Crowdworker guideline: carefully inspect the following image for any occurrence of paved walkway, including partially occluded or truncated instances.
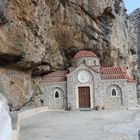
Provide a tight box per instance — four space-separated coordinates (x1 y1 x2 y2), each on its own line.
20 109 140 140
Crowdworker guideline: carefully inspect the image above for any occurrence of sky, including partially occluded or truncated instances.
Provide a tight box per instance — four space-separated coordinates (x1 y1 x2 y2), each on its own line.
124 0 140 14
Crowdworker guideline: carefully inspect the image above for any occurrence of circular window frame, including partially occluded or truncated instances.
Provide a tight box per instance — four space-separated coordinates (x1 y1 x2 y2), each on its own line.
77 70 90 83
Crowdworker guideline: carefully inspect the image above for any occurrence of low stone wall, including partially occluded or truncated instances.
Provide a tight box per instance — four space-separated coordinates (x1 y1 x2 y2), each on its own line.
11 106 49 140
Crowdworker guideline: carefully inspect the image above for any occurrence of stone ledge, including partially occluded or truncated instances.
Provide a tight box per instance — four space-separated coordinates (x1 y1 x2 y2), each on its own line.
11 106 49 140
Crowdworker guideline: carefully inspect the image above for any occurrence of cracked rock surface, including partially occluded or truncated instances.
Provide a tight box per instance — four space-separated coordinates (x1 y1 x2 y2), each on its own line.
0 0 138 110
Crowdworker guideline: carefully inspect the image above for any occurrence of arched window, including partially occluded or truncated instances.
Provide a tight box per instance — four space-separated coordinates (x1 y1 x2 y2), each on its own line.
83 60 86 63
54 91 60 99
112 88 117 96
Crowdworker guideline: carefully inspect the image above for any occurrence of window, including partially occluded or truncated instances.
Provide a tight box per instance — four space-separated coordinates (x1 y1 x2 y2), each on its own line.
83 60 86 63
112 88 117 96
54 91 60 99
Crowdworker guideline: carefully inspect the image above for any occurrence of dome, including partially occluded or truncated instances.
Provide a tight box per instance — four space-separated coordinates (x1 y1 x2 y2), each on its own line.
73 50 97 60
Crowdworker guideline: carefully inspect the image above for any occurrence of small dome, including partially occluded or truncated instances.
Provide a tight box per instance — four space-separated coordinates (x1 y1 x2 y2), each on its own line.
73 50 97 60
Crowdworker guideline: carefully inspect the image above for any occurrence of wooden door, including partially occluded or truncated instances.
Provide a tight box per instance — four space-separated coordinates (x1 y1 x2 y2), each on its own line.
79 87 90 108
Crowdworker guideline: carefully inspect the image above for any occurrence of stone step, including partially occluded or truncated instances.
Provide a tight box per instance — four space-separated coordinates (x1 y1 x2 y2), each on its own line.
80 108 91 111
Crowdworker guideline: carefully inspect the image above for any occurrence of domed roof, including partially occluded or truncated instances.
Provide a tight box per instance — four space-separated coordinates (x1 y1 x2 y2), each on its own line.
73 50 97 60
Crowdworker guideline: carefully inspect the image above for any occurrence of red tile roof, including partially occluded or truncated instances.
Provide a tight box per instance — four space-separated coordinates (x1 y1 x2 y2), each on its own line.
40 70 68 84
73 50 97 60
101 66 127 74
43 70 68 78
101 74 127 80
40 67 136 84
101 66 136 82
40 78 66 84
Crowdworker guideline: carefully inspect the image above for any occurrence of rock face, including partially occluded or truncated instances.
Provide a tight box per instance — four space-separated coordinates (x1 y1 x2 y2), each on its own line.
0 0 138 109
0 93 12 140
129 8 140 100
0 68 33 110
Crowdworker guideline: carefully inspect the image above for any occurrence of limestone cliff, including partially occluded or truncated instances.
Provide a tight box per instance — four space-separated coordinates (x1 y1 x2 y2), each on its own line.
129 8 140 100
0 0 138 110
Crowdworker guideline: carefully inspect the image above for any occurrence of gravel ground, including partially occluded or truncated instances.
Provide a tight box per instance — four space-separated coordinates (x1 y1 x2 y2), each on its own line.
20 109 140 140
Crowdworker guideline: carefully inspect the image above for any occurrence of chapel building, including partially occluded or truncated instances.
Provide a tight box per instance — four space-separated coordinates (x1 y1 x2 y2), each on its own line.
40 50 137 110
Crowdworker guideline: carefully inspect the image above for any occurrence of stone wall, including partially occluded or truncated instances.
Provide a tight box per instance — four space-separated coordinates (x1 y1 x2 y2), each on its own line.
41 82 67 109
100 80 128 109
66 63 137 109
127 82 138 107
40 66 137 110
67 64 101 109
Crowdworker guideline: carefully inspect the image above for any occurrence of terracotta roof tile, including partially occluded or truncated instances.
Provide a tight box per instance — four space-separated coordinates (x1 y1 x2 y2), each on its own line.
101 66 136 81
73 50 97 60
40 78 66 84
40 70 68 84
101 66 127 74
39 67 136 84
101 74 127 80
43 70 68 78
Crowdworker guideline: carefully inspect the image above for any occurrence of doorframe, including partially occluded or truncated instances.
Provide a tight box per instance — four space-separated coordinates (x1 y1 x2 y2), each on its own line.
75 84 93 109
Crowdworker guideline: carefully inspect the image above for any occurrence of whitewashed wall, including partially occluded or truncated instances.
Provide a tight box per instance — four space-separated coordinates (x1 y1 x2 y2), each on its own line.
0 93 12 140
